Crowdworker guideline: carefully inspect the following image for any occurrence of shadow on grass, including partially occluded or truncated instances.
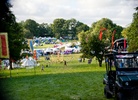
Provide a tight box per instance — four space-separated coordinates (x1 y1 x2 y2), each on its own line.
0 71 113 100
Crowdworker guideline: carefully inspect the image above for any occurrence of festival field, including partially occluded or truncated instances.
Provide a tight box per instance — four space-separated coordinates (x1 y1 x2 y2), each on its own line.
0 54 113 100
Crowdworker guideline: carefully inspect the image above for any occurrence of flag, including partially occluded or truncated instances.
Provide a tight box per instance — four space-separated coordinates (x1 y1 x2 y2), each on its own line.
111 30 116 48
33 50 37 60
28 39 34 52
98 28 106 40
0 33 9 58
124 39 126 49
99 31 103 40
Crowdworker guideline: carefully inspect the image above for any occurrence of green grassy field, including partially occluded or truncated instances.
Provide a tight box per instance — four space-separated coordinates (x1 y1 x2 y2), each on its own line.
0 54 113 100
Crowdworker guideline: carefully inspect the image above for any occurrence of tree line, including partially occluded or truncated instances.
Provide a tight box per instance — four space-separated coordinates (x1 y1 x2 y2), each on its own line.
19 18 89 39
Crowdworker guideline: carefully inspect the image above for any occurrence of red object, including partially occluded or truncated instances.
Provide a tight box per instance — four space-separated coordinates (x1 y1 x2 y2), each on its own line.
99 31 103 40
98 28 106 40
33 50 37 60
111 30 116 48
124 39 126 49
1 35 7 56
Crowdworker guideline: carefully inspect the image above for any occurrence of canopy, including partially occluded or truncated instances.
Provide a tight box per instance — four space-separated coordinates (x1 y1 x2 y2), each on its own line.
21 58 35 67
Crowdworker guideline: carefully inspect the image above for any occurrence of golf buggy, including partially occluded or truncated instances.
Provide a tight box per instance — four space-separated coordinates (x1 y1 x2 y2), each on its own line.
103 52 138 100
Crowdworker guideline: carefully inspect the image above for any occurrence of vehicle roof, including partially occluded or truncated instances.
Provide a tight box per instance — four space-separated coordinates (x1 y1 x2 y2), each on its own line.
114 38 126 44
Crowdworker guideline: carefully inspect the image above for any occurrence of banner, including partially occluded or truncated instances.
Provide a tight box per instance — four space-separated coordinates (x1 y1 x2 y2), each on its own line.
111 30 116 48
98 28 106 40
28 39 34 52
0 33 9 58
124 39 127 49
33 50 37 60
99 31 103 40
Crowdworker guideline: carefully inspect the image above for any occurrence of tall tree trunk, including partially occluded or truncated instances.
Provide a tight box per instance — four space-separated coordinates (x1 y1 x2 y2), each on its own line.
9 58 13 69
98 58 102 67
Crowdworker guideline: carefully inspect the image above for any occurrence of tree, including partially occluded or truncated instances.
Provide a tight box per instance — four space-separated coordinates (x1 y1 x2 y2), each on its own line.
79 31 90 58
76 21 89 39
22 19 39 38
38 23 53 37
91 18 123 41
76 21 89 33
0 0 13 31
51 18 89 40
51 18 66 38
80 31 107 67
89 34 107 67
0 0 28 68
67 18 77 39
122 7 138 52
79 18 123 67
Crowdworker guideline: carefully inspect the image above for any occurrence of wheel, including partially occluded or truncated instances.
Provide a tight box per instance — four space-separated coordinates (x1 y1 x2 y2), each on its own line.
116 92 125 100
104 86 112 98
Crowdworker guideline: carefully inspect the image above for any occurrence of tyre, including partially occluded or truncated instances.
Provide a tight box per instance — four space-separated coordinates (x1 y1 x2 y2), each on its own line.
104 86 112 98
116 92 125 100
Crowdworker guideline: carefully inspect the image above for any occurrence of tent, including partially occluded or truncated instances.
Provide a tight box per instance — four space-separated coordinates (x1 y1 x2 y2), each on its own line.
21 58 36 68
44 48 53 54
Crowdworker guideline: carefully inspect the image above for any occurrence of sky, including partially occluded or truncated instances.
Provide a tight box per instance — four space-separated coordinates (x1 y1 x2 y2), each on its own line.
10 0 138 27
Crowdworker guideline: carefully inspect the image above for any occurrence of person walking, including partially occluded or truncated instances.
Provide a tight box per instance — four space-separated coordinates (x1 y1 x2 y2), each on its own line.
64 60 67 66
41 64 44 71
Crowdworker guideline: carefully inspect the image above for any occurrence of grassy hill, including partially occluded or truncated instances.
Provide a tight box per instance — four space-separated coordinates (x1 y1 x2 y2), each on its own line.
0 53 113 100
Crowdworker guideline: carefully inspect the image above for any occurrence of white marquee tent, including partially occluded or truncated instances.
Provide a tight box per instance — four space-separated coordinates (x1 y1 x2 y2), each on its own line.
21 58 36 68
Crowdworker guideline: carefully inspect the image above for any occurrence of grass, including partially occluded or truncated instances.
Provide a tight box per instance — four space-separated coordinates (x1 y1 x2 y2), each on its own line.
0 54 113 100
34 44 54 49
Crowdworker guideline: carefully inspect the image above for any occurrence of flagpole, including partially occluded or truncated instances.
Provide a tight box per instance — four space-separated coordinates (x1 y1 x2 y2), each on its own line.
111 30 116 50
7 33 12 78
10 64 11 78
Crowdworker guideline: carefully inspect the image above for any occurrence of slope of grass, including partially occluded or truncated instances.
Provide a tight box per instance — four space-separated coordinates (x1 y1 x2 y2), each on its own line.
0 54 113 100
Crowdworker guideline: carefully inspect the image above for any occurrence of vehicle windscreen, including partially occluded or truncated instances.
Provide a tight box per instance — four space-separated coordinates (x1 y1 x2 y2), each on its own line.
115 54 138 68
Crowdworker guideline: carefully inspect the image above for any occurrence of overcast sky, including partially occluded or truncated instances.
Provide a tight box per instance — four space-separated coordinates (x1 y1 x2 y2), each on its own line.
10 0 138 27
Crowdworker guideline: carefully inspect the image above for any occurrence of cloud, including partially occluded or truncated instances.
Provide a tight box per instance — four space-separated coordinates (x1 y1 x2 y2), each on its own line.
10 0 138 27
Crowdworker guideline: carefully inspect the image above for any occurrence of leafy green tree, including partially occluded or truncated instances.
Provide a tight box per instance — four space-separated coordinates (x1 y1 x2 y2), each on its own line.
89 34 107 67
91 18 123 41
51 18 89 40
79 18 123 67
80 31 107 67
22 19 39 38
67 18 77 39
51 18 66 38
18 21 33 38
0 0 28 68
122 7 138 52
79 31 90 57
76 21 89 39
76 21 89 33
0 0 13 32
20 20 53 38
38 23 53 37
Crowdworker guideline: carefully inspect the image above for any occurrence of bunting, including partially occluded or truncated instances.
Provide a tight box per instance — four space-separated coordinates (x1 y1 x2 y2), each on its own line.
0 33 9 58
